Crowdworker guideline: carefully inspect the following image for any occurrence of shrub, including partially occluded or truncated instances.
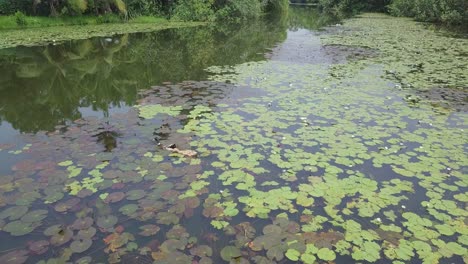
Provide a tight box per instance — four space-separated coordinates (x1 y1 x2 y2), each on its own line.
215 0 262 23
67 0 88 15
96 13 122 24
15 11 27 26
172 0 215 22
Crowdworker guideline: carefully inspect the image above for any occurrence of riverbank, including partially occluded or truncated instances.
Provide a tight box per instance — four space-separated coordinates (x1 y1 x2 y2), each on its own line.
0 18 204 49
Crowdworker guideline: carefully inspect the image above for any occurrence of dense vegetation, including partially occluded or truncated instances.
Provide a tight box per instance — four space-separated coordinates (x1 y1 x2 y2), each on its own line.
388 0 467 26
0 0 465 27
315 0 467 26
0 0 289 24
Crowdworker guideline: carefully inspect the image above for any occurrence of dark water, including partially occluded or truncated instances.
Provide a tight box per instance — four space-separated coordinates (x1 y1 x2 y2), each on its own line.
0 6 466 264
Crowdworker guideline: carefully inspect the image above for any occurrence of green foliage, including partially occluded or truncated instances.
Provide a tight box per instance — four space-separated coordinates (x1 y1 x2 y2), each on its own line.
172 0 215 22
67 0 88 15
388 0 467 25
215 0 262 23
95 13 122 24
266 0 289 14
15 11 27 26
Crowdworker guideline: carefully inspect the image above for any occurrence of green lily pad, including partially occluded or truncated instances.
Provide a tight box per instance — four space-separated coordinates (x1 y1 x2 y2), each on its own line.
70 238 92 253
71 217 93 230
3 221 35 236
126 190 146 201
317 248 336 261
285 249 300 261
44 224 65 236
97 215 118 229
119 204 139 216
77 227 97 239
220 246 242 262
20 210 48 223
0 206 28 221
50 228 73 246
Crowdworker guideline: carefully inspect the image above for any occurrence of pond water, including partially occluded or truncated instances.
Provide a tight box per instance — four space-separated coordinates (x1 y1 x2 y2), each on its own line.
0 6 467 264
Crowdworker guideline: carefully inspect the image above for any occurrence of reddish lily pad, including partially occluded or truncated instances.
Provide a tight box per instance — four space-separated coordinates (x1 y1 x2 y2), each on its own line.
139 225 160 236
104 192 125 203
0 250 29 264
28 240 50 255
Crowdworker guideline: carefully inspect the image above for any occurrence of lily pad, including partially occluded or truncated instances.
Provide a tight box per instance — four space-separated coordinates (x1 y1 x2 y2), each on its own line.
119 204 139 216
139 225 160 236
28 240 49 255
0 206 28 221
220 246 242 262
0 250 28 264
104 192 125 203
317 248 336 261
50 228 73 246
3 221 35 236
70 238 92 253
126 190 146 201
77 227 97 239
20 209 48 223
71 217 94 230
97 215 118 229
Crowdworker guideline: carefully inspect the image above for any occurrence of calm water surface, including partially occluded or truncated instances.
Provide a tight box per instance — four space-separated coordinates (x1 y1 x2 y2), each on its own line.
0 7 466 264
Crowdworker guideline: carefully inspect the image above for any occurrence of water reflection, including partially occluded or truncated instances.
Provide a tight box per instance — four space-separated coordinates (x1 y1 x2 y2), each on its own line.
0 6 336 133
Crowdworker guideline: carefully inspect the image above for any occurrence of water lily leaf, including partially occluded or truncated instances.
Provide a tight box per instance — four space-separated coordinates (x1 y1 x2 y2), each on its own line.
160 239 186 252
139 225 160 236
20 209 48 223
50 228 73 246
301 253 316 264
70 238 92 253
71 217 94 230
317 248 336 261
97 215 118 229
0 250 28 264
263 225 281 235
119 204 138 216
0 206 28 221
220 246 241 262
3 221 34 236
126 190 146 201
156 212 179 225
285 249 300 261
28 240 49 255
105 192 125 203
44 225 65 236
54 198 80 213
190 245 213 257
77 227 97 239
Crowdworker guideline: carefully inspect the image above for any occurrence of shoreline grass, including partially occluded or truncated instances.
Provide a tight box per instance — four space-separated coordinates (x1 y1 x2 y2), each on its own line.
0 16 205 49
0 14 168 30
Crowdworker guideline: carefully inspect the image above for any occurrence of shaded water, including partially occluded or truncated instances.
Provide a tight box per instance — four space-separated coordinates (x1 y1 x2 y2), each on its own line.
0 7 467 264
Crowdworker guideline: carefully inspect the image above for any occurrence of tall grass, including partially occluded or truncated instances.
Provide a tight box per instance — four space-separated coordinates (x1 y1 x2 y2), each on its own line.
0 14 166 30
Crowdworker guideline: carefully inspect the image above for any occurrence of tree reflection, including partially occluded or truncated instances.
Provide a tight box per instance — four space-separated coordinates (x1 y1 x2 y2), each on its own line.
0 9 336 133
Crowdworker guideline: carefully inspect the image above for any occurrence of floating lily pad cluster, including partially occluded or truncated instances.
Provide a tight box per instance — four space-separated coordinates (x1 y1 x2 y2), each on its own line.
0 13 467 264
